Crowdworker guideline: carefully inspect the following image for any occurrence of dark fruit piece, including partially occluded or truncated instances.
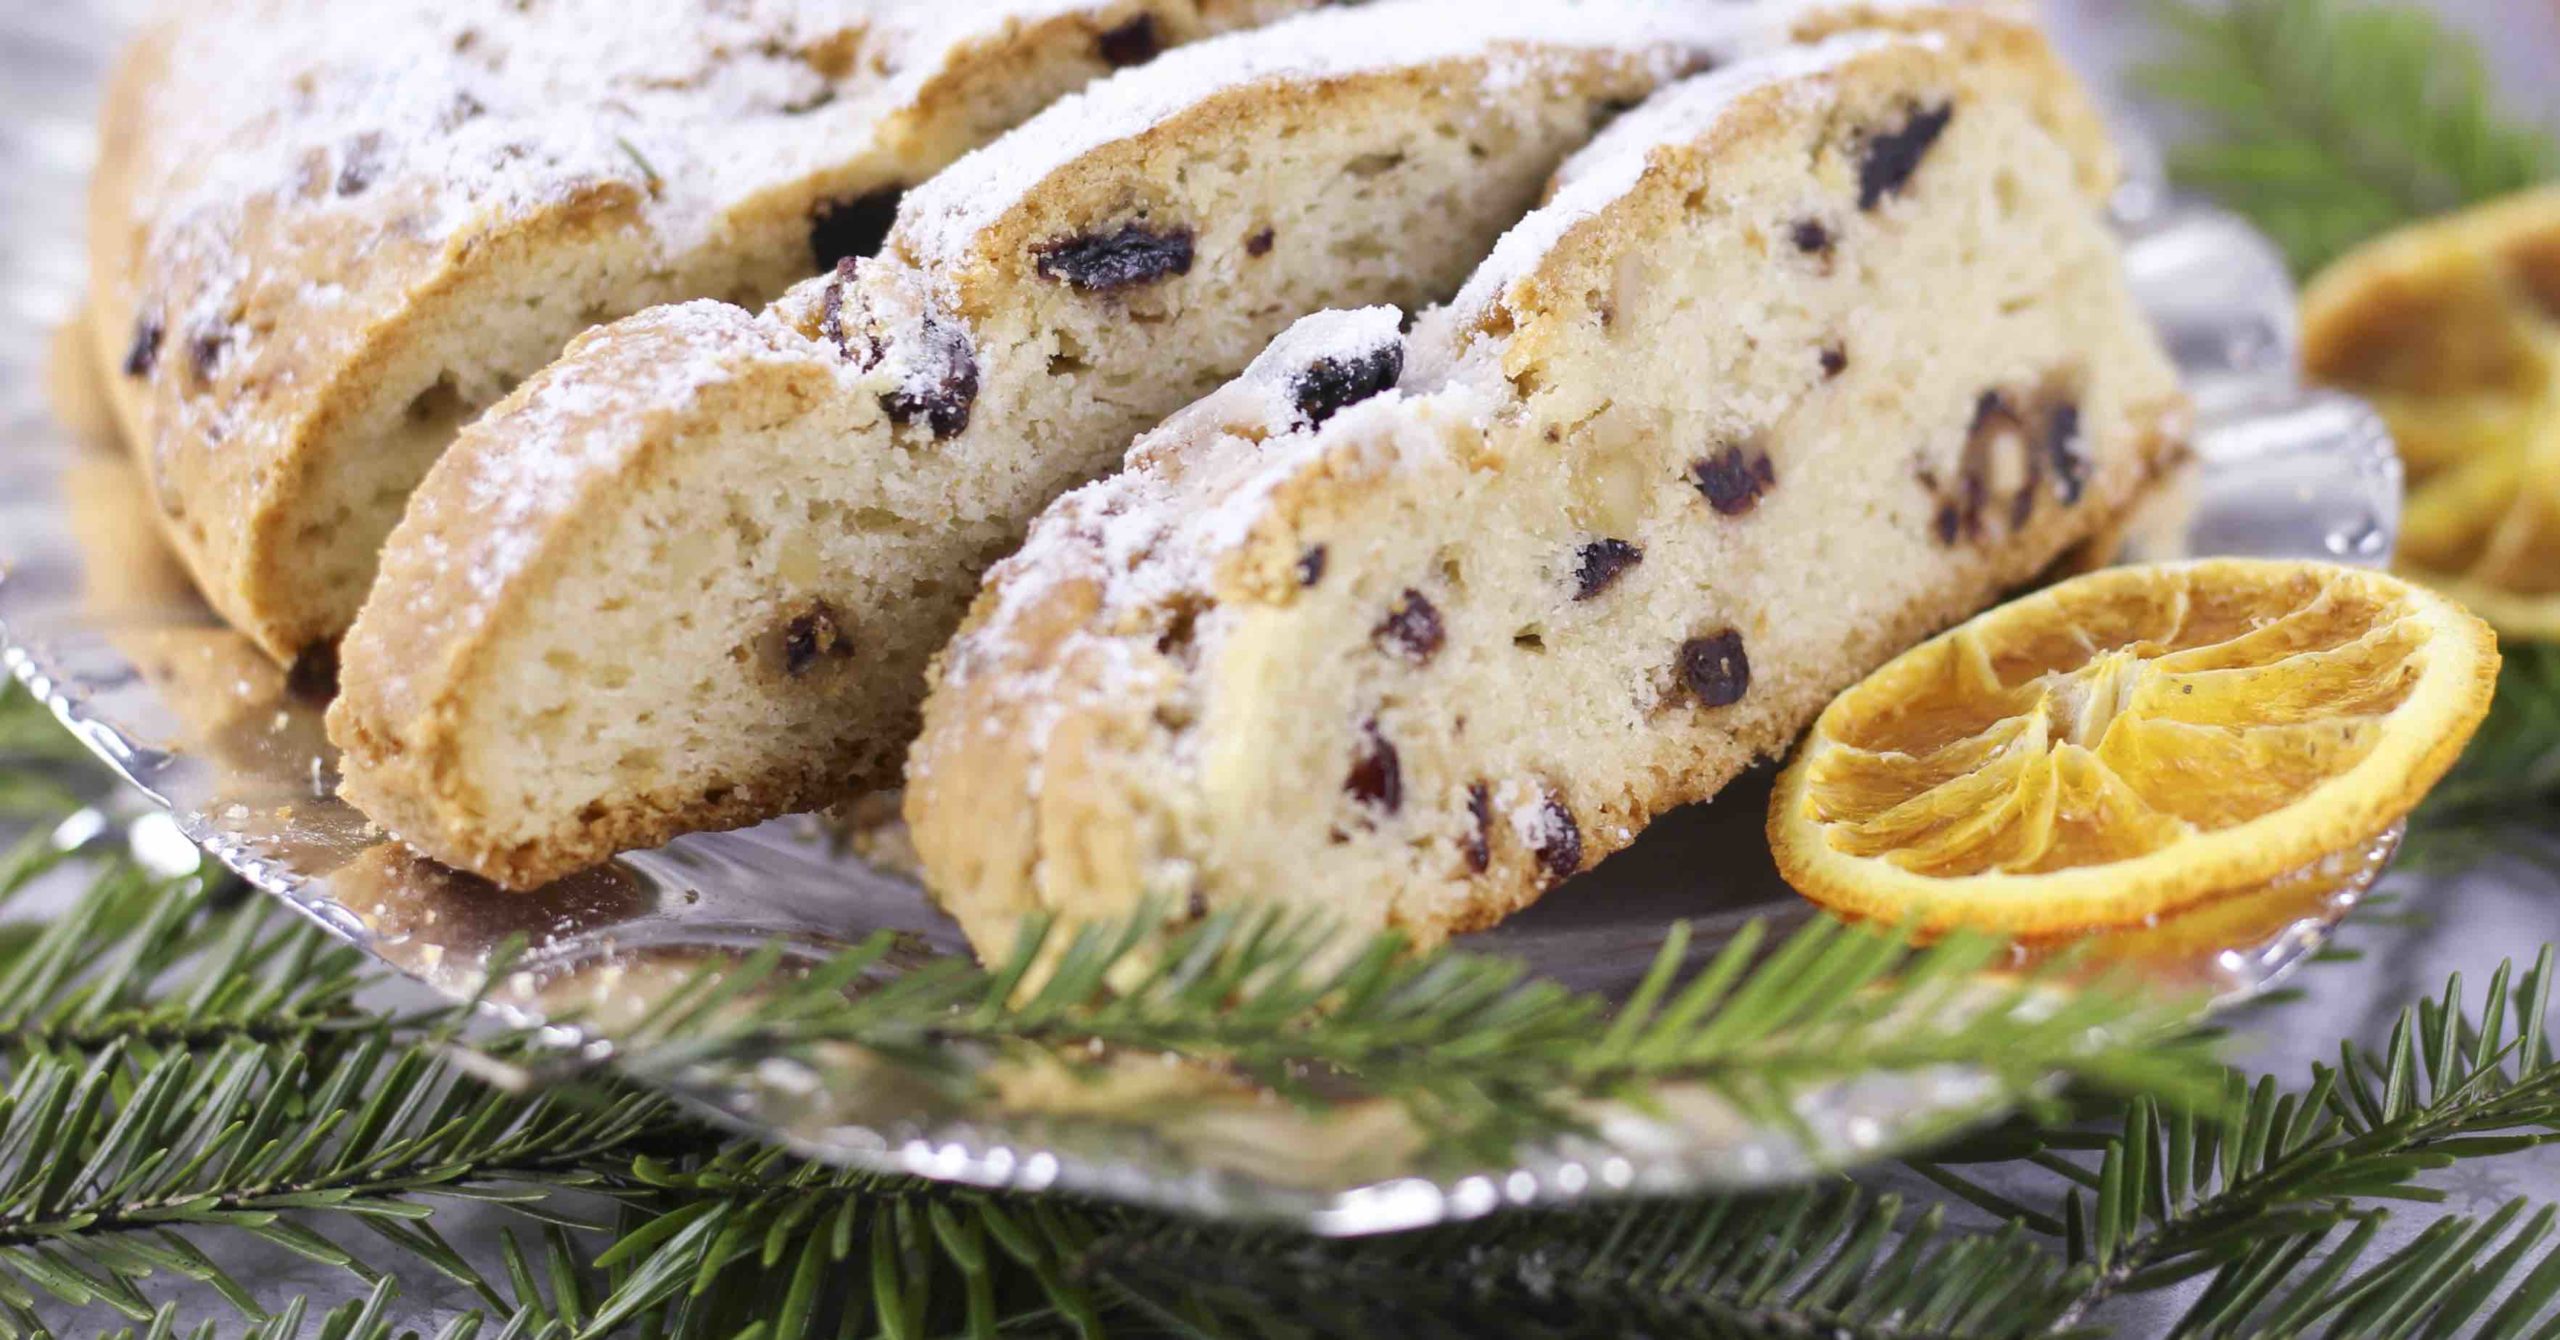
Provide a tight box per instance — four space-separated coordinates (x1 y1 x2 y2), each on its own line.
1297 545 1328 587
1691 444 1776 516
2046 402 2088 504
1573 539 1642 600
1346 721 1402 814
1153 594 1205 661
1820 344 1848 378
783 600 852 675
122 315 163 378
187 325 230 382
819 257 869 364
1291 342 1404 427
1033 222 1196 291
1533 794 1582 884
1679 630 1750 708
1789 218 1832 255
1374 589 1444 664
1858 102 1953 210
1096 13 1160 66
1246 226 1276 257
1933 502 1963 547
335 132 384 197
1463 782 1493 874
809 188 902 270
878 318 980 441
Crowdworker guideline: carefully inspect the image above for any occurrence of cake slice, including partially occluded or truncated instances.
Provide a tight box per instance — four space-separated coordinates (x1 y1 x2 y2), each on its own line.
91 0 1318 663
329 0 1808 889
904 24 2187 958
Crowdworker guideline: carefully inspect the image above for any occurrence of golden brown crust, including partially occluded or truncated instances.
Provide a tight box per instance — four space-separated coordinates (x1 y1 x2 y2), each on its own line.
330 305 850 886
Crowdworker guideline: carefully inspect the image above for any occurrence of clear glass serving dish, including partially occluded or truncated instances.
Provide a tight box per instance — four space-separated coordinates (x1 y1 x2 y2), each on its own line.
0 12 2402 1234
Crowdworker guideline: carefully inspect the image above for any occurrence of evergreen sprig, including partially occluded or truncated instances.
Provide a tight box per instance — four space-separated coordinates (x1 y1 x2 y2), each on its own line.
1921 947 2560 1336
0 857 691 1331
16 838 2560 1339
2139 0 2557 277
589 911 2223 1170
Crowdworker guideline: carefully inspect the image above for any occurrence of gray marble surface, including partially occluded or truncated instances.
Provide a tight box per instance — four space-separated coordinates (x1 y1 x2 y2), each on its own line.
6 1 2559 1334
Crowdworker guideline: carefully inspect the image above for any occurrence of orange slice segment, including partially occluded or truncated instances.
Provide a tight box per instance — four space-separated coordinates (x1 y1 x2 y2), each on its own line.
2303 185 2560 640
1768 560 2498 936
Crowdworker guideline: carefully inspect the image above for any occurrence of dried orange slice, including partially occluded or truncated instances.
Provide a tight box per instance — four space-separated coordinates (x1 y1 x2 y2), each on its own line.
1768 560 2497 936
2303 186 2560 640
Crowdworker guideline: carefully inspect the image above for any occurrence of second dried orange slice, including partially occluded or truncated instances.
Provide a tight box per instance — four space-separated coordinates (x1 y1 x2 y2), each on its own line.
2303 186 2560 639
1768 560 2497 936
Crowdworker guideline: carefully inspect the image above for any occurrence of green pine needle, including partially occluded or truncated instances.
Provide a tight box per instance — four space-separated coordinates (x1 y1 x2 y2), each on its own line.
2140 0 2557 278
586 909 2224 1172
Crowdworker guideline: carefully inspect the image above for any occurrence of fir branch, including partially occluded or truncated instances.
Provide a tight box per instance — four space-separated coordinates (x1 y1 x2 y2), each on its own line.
1074 1187 2092 1340
0 1031 688 1329
0 854 395 1060
592 913 2224 1170
2139 0 2556 277
1919 947 2560 1335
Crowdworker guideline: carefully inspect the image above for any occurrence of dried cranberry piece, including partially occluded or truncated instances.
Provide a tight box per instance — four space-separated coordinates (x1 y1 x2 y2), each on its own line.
1245 226 1276 257
1033 223 1196 291
809 188 901 270
122 315 164 378
1463 782 1493 874
1680 630 1750 708
1096 13 1160 66
1573 539 1642 600
879 318 980 440
335 132 384 196
1345 721 1402 815
783 601 852 675
818 258 869 364
1858 102 1954 210
187 325 231 382
1691 444 1775 516
1374 589 1444 664
1533 794 1582 884
1290 343 1403 427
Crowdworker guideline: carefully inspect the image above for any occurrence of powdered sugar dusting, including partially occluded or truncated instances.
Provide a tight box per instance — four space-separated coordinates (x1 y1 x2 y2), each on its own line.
940 25 1963 807
898 0 1794 275
447 303 794 606
952 306 1430 711
1429 29 1927 353
120 0 1155 276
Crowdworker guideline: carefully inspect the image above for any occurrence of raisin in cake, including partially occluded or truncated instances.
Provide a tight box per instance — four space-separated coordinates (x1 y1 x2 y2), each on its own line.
90 0 1315 664
904 24 2187 959
328 0 1814 889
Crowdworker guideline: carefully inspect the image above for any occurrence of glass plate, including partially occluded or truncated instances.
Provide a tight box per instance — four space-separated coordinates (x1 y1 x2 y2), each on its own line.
0 11 2402 1234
